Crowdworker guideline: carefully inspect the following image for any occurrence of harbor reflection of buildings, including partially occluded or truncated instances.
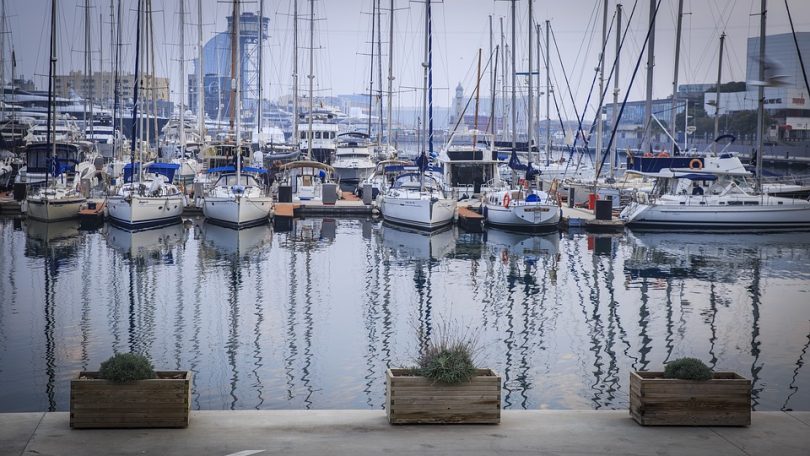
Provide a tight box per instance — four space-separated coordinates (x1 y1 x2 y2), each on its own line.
24 219 82 412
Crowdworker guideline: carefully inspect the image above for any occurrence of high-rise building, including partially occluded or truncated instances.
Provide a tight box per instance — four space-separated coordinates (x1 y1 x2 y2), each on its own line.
188 12 268 123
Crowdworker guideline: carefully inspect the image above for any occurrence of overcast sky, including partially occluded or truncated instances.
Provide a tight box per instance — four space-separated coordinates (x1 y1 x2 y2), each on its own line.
4 0 810 120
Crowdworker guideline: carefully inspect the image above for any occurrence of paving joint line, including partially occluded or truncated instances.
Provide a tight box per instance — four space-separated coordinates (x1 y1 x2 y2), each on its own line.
784 411 810 427
710 427 751 456
19 412 46 456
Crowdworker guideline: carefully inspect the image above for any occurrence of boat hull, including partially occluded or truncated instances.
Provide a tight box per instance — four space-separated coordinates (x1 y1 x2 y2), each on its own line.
334 165 374 184
622 200 810 230
381 196 456 230
202 196 273 229
26 197 85 222
484 202 561 231
107 194 185 229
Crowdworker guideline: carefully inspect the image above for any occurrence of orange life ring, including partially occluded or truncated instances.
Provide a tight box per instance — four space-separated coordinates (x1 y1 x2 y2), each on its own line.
657 151 670 158
502 193 511 208
643 152 654 158
689 158 703 170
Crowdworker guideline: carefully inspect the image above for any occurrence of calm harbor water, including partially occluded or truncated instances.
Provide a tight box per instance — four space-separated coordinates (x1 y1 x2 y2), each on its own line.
0 215 809 412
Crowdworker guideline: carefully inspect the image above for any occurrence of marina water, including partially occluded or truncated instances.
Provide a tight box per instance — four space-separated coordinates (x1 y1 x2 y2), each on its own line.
0 216 809 412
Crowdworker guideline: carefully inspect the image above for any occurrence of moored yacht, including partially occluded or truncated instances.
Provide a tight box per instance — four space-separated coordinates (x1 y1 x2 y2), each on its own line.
380 169 456 231
202 165 273 228
107 162 185 229
332 131 375 184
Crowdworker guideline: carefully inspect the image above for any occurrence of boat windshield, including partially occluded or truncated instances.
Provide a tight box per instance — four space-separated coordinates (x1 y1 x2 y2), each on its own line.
215 174 260 187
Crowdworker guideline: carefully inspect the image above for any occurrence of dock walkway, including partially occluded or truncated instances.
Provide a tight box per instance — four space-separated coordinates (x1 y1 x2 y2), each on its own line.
1 410 808 456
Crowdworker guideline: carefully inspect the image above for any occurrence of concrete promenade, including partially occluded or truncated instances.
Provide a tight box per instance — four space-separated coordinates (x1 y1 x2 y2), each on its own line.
2 410 809 456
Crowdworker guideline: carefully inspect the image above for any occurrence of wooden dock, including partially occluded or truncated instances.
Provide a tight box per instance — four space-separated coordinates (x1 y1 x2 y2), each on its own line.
457 204 484 231
0 193 21 214
561 206 625 231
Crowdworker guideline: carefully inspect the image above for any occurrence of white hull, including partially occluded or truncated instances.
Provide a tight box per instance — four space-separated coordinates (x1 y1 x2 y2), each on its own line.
484 202 561 230
622 198 810 229
107 194 185 228
203 195 273 228
381 196 456 230
26 197 85 222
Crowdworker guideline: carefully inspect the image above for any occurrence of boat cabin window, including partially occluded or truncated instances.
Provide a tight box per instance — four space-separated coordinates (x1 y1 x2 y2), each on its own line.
449 164 495 187
215 174 260 187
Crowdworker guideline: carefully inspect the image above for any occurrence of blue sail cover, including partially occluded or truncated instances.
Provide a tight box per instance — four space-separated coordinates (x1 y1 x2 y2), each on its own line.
146 163 180 182
415 152 430 172
122 163 141 183
508 149 527 171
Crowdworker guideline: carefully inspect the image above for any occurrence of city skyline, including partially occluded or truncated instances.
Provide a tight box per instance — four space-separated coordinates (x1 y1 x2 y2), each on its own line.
3 0 809 116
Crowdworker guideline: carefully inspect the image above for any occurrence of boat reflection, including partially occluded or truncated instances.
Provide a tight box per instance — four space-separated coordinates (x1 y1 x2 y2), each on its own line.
484 228 560 264
200 221 273 257
278 217 336 251
379 223 457 260
104 222 189 263
24 219 81 260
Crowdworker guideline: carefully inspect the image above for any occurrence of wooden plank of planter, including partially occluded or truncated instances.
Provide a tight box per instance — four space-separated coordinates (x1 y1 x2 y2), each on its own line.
386 368 501 424
629 371 751 426
70 371 192 429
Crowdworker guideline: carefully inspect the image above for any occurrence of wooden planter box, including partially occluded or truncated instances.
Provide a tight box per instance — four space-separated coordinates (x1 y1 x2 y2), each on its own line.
630 371 751 426
70 371 192 429
386 368 501 424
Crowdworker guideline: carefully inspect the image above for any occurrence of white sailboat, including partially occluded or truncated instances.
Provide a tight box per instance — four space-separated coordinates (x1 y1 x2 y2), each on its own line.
107 1 184 229
201 0 272 229
25 0 85 222
380 0 455 231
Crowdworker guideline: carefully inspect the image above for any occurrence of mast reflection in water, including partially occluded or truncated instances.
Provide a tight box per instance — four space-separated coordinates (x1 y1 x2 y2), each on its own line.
0 216 809 412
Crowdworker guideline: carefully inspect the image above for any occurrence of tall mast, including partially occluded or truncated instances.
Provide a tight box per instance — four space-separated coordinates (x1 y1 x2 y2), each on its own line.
536 22 540 149
527 0 534 162
367 0 375 137
1 0 6 118
500 17 506 140
669 0 683 153
595 0 606 167
114 0 122 158
712 32 725 153
292 0 299 149
420 0 428 156
386 0 394 150
544 20 550 166
258 0 263 135
488 15 494 137
84 0 93 137
235 0 242 181
610 3 621 178
641 0 656 153
510 0 515 155
473 47 481 147
130 0 142 179
307 0 314 160
376 0 383 144
197 0 204 139
148 0 158 149
426 0 434 157
47 0 57 188
755 0 766 192
179 0 185 157
229 0 237 135
109 0 115 110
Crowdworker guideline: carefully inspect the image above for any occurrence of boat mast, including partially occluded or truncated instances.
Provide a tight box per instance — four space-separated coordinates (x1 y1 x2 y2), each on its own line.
669 0 683 154
130 0 142 182
258 0 263 137
1 0 6 119
149 0 158 150
420 0 428 156
376 0 383 145
84 0 93 138
712 32 725 153
595 0 606 168
292 0 299 149
367 0 375 138
755 0 766 192
47 0 57 189
536 22 540 151
229 0 237 136
235 0 242 182
426 0 434 157
197 0 204 140
386 0 394 151
610 3 621 178
179 0 186 158
114 0 122 159
510 0 516 156
473 48 481 147
307 0 314 161
641 0 655 154
109 0 114 112
527 0 534 163
488 15 494 137
545 20 550 166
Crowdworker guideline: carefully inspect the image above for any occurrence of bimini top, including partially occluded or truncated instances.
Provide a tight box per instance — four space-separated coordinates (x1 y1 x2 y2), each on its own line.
124 162 181 183
280 160 336 173
206 165 267 174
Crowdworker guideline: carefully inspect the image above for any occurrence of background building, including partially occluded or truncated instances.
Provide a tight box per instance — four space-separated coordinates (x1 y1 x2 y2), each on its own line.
188 12 268 123
54 71 169 102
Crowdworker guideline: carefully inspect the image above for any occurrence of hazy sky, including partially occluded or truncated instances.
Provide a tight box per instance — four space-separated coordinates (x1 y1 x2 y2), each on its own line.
4 0 810 120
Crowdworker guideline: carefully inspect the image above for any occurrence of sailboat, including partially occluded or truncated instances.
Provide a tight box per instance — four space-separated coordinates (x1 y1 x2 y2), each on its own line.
25 0 86 222
483 0 559 231
107 0 185 229
620 0 810 230
202 0 273 228
380 0 456 230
